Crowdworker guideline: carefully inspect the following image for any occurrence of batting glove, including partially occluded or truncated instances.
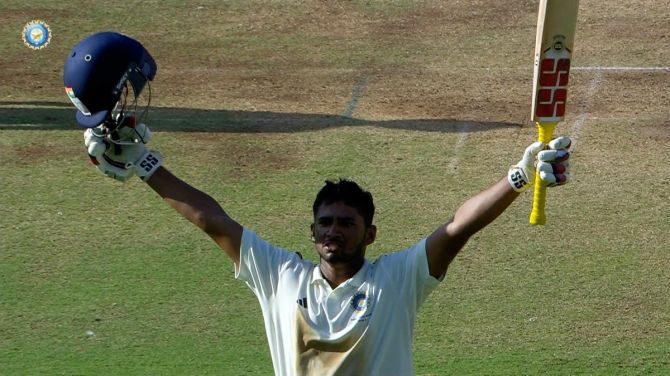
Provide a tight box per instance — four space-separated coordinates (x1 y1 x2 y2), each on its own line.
507 136 571 192
537 136 571 187
84 122 163 182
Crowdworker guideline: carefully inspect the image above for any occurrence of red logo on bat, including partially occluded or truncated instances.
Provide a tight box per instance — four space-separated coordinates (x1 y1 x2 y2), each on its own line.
535 58 571 118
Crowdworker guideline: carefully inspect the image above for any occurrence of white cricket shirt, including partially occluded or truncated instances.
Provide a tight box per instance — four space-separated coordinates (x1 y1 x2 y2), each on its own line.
236 228 441 376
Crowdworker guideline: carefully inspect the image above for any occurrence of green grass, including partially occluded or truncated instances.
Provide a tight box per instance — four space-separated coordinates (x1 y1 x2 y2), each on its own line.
2 1 670 375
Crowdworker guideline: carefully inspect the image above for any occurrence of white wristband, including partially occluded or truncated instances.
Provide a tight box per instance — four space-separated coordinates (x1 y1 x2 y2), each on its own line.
508 166 531 192
133 150 163 181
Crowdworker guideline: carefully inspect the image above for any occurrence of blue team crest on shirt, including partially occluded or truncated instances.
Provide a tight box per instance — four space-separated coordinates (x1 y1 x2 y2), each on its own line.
350 292 368 312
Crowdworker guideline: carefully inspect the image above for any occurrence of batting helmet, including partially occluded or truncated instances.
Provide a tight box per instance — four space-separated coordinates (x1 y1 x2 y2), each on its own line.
63 31 157 128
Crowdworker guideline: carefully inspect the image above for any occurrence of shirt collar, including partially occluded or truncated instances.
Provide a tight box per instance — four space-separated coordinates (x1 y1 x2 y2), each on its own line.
311 260 370 289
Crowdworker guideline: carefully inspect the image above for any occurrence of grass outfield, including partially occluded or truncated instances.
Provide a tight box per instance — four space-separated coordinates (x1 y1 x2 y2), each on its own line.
2 1 670 375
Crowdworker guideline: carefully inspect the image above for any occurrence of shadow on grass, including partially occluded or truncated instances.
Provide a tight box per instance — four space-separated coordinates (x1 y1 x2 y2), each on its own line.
0 101 521 133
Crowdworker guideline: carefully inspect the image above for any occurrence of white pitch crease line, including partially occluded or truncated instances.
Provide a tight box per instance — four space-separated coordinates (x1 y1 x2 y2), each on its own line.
342 76 368 118
570 70 603 151
572 66 670 72
447 123 472 174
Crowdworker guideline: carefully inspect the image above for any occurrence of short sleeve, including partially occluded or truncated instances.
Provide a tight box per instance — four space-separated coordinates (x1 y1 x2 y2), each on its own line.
235 228 302 301
376 238 441 308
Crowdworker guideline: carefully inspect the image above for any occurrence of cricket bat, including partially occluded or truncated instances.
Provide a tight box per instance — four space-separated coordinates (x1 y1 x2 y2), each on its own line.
529 0 580 225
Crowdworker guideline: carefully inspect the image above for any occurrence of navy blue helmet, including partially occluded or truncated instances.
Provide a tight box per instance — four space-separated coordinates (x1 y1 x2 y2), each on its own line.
63 32 157 128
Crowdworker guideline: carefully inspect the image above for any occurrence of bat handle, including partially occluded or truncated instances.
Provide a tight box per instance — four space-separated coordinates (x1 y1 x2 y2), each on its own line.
529 122 557 225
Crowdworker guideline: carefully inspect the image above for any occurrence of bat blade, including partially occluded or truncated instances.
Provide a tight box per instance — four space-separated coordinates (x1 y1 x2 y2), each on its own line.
529 0 580 226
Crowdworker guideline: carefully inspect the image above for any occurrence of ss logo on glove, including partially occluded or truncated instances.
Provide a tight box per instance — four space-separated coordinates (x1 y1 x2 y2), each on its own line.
509 170 527 191
140 154 160 172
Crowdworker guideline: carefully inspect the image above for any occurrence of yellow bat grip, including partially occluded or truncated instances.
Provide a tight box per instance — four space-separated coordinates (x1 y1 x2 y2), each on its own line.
529 122 557 225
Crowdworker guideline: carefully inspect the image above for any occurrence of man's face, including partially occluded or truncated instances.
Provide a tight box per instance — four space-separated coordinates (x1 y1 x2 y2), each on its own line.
312 201 376 264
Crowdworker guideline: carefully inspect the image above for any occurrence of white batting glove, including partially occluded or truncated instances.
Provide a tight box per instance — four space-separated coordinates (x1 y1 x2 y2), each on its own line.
507 136 571 192
508 141 544 192
537 136 571 187
84 122 163 182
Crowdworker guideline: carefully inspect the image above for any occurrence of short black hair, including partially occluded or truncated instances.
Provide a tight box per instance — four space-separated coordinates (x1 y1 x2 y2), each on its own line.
312 179 375 227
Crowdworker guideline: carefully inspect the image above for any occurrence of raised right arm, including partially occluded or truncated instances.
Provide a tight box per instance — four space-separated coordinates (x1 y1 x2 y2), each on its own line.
146 166 243 266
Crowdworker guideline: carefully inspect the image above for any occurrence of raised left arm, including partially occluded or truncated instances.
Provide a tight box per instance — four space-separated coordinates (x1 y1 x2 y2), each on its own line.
425 137 571 279
426 178 519 279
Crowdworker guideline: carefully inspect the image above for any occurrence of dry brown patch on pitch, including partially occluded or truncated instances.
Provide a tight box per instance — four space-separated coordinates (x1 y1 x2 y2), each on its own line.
569 72 669 121
356 68 529 124
640 122 670 140
177 133 304 180
154 69 355 117
0 144 76 167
